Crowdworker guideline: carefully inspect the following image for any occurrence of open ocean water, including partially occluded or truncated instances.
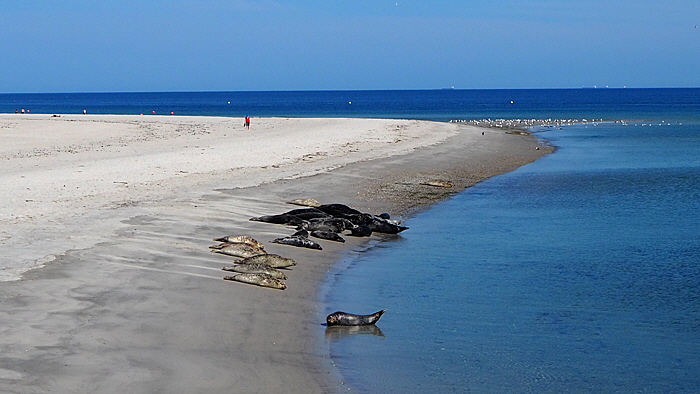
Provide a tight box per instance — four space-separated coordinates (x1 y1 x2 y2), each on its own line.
3 88 700 392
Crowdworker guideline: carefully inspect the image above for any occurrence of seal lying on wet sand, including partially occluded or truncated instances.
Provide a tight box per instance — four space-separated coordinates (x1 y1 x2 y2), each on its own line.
272 231 323 250
222 263 288 280
224 273 286 290
287 198 322 207
348 225 372 237
210 242 266 258
317 203 363 218
326 309 386 326
212 235 265 250
250 214 304 226
235 254 297 268
367 217 408 234
310 230 345 243
297 217 352 233
281 207 330 220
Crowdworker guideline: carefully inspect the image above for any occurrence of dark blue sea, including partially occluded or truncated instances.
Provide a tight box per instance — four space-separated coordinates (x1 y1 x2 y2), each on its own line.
3 89 700 393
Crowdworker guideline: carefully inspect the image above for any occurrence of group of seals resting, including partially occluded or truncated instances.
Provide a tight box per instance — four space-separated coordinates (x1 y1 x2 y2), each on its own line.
214 202 390 323
250 203 408 250
211 235 295 290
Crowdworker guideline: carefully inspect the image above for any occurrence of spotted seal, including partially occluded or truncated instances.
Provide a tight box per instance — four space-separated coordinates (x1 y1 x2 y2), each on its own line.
272 234 323 250
224 273 286 290
326 309 386 326
222 263 287 280
212 235 265 250
210 243 266 258
287 198 322 207
235 254 297 268
297 217 352 233
271 230 323 249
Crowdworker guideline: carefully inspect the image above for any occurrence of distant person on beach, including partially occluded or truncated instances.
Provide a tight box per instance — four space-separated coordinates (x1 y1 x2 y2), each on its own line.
245 115 251 129
83 109 87 114
21 108 25 114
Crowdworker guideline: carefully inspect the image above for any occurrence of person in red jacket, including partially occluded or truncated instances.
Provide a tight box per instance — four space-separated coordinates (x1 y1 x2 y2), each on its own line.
244 115 251 129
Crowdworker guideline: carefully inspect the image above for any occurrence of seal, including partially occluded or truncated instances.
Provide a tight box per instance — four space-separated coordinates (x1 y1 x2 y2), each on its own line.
210 243 266 258
297 217 352 233
236 254 297 268
367 216 408 234
224 273 286 290
210 241 267 252
326 309 386 326
342 212 375 226
212 235 265 250
317 203 363 218
348 225 372 237
310 230 345 243
281 207 330 220
287 198 322 207
250 214 305 226
222 263 288 280
420 179 453 188
272 234 322 250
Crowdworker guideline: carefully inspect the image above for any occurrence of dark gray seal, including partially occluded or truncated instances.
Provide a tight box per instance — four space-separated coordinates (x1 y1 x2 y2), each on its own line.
317 203 363 218
298 217 352 233
367 216 408 234
310 230 345 243
250 214 304 226
281 207 331 220
326 309 386 326
348 225 372 237
272 231 323 250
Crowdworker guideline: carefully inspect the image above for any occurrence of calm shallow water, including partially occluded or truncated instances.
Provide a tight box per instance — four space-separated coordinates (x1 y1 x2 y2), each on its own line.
324 121 700 393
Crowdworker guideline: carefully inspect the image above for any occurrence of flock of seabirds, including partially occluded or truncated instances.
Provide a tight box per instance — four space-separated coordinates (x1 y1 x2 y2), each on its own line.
208 199 406 326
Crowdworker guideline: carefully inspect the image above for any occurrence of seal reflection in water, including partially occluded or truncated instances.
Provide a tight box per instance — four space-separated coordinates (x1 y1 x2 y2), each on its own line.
325 325 385 340
326 309 386 326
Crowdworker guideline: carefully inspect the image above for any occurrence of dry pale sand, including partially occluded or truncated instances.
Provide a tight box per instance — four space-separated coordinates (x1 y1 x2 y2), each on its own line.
0 114 551 393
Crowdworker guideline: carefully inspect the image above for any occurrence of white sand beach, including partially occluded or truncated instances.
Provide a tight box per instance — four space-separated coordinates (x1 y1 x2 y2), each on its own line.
0 114 550 393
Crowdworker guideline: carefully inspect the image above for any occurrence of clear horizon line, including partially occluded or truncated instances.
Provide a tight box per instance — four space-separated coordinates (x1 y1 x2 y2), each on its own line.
3 86 700 95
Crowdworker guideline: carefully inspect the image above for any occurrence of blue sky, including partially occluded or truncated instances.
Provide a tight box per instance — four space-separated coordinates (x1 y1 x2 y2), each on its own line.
1 0 698 92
